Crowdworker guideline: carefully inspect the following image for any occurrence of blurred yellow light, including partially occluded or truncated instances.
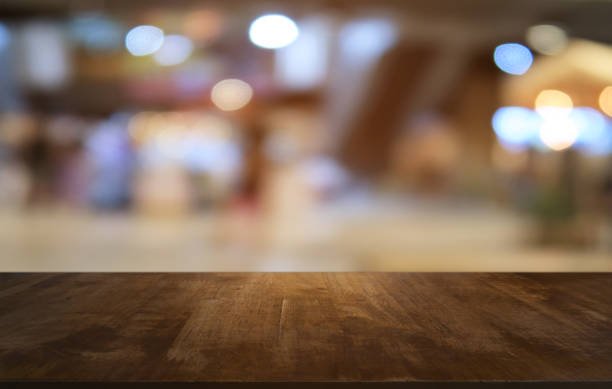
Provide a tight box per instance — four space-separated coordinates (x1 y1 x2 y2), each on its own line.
539 118 578 151
210 79 253 111
598 86 612 117
535 89 573 119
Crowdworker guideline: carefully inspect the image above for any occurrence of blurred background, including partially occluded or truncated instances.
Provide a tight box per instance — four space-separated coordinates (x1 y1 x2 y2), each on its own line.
0 0 611 271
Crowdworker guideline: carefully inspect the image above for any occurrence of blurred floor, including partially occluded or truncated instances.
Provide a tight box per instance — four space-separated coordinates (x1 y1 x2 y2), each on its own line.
1 197 610 272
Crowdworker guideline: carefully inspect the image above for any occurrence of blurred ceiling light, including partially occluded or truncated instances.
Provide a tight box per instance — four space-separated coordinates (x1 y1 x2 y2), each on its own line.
211 79 253 111
0 22 10 52
526 24 568 55
599 86 612 117
275 18 329 90
493 43 533 75
125 25 164 56
21 23 71 89
249 14 299 49
539 118 579 151
153 34 193 66
183 10 223 42
535 89 573 119
492 106 541 150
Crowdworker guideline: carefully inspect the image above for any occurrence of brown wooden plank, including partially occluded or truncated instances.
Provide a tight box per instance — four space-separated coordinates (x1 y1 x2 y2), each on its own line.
0 273 611 383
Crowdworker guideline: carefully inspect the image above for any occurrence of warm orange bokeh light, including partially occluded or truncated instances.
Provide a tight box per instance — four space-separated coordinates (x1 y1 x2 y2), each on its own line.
535 89 573 118
598 86 612 117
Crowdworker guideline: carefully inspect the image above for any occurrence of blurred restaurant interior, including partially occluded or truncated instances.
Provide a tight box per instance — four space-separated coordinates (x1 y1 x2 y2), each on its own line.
0 0 611 272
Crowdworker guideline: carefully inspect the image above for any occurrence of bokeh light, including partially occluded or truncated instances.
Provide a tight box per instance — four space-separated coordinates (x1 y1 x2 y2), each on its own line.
249 14 299 49
211 78 253 111
492 106 541 150
22 23 71 89
599 86 612 117
535 89 573 119
570 107 611 155
526 24 568 55
153 34 193 66
493 43 533 75
539 118 579 151
125 25 164 56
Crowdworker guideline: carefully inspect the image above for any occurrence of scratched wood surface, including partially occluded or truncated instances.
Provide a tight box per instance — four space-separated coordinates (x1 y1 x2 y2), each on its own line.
0 273 611 382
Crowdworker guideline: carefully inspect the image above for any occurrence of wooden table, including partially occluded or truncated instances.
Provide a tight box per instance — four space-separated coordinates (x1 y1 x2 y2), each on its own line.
1 273 611 388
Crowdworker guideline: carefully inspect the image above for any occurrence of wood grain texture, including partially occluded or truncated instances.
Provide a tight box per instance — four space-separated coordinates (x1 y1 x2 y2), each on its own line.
0 273 611 383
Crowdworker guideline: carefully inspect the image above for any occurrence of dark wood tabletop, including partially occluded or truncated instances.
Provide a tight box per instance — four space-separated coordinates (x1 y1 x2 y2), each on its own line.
1 273 611 387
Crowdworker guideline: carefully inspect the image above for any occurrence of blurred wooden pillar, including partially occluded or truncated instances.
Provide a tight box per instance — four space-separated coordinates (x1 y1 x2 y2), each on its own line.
336 44 438 178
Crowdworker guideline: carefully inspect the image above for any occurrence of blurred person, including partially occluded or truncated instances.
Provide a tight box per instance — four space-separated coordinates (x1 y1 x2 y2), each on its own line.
53 133 89 208
85 115 134 210
37 115 90 207
235 119 267 212
218 114 268 251
18 117 53 207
